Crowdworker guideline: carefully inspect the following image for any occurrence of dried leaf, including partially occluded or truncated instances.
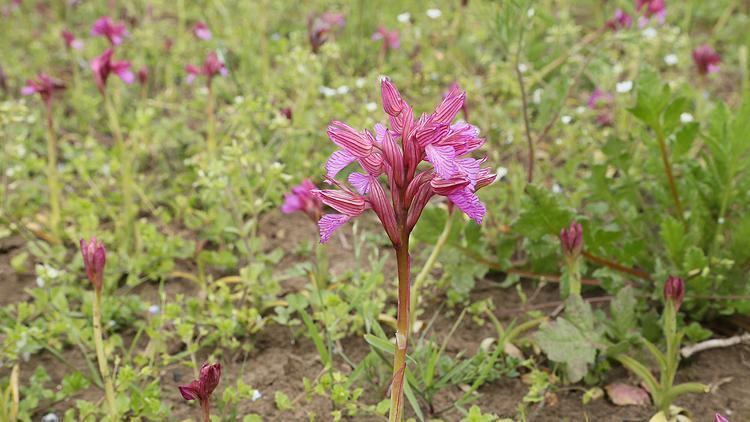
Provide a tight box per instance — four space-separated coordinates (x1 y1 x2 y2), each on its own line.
605 383 650 406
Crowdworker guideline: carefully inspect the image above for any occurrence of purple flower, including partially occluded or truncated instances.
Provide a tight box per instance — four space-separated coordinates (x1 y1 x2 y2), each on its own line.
90 48 134 95
587 88 614 126
307 11 346 53
61 29 83 50
692 44 721 75
372 26 400 51
715 414 729 422
21 73 65 106
282 179 323 222
606 9 633 31
193 21 212 40
137 65 148 87
91 16 129 46
80 237 106 293
559 221 583 258
664 275 684 310
185 52 227 86
636 0 666 26
314 77 494 244
179 362 221 420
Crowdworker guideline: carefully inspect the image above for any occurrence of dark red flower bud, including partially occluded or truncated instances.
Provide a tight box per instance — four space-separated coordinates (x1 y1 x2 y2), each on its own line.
80 237 106 293
663 275 685 310
137 65 148 87
559 221 583 258
178 362 221 414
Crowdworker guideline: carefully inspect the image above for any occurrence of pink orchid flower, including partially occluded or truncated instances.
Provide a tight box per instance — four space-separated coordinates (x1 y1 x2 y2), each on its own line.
90 48 134 95
664 275 685 311
185 51 227 86
179 362 221 422
636 0 666 27
91 16 129 46
193 21 212 40
137 65 148 87
314 78 495 244
21 73 65 106
372 26 400 51
80 237 106 293
308 11 346 53
282 179 323 222
692 44 721 75
559 221 583 258
61 29 84 50
606 9 633 31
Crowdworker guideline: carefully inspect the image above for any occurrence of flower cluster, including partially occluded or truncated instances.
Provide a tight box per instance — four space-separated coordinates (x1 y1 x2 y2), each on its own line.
692 44 721 75
282 179 323 223
61 29 83 50
307 12 346 53
193 21 212 40
80 237 106 293
606 9 633 31
313 78 495 244
185 51 228 86
21 73 65 106
91 16 129 46
91 48 134 94
372 26 400 52
178 362 222 413
663 275 684 310
636 0 666 26
559 221 583 258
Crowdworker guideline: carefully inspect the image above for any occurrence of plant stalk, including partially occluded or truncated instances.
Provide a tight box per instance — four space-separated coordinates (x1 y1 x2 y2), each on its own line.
655 128 684 220
389 231 410 422
44 102 62 239
92 291 118 418
206 84 216 154
105 94 135 251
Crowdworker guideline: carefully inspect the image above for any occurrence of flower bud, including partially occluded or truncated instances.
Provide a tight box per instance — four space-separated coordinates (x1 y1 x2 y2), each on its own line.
80 237 106 293
559 221 583 258
380 77 404 116
663 275 685 311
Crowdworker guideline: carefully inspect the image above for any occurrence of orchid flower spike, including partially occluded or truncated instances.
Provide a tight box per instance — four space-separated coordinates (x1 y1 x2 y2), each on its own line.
372 26 400 51
91 16 129 46
282 179 323 223
307 11 346 53
715 413 729 422
61 29 84 50
314 77 495 244
21 73 65 106
692 44 721 75
663 275 685 311
179 362 221 420
193 21 212 40
185 51 227 86
90 48 134 95
605 9 633 31
80 237 106 293
559 221 583 258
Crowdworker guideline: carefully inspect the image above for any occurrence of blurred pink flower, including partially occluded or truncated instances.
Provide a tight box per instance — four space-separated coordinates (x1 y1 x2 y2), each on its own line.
282 179 323 222
636 0 666 26
372 26 400 51
90 48 134 95
185 51 227 86
91 16 129 46
587 88 614 126
61 29 84 50
692 44 721 75
193 21 212 40
606 9 632 31
137 65 148 87
21 73 65 106
308 11 346 53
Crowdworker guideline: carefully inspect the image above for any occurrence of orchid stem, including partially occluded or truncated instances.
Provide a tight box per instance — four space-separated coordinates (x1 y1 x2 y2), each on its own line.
409 210 453 332
389 231 410 422
655 127 684 220
92 291 118 419
44 102 61 240
105 94 135 251
206 84 216 154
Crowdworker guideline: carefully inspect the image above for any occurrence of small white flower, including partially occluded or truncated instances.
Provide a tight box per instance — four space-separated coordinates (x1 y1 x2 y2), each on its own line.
42 414 59 422
397 12 411 23
426 8 442 19
664 54 678 66
148 305 160 315
642 27 657 39
496 166 508 180
718 217 725 225
505 132 514 144
252 390 262 401
517 63 528 73
680 112 694 123
555 138 563 145
234 96 244 104
320 86 337 97
575 106 586 114
366 102 377 111
561 115 572 124
532 88 543 104
270 32 281 41
616 80 633 93
552 183 562 194
355 78 366 88
36 277 45 288
337 85 350 95
527 8 535 17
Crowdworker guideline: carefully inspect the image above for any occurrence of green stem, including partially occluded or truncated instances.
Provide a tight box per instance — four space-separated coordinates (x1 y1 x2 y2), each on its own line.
655 127 684 220
566 256 582 298
105 94 135 251
206 84 216 154
389 232 410 422
44 103 61 239
315 241 329 290
409 210 453 331
92 291 118 418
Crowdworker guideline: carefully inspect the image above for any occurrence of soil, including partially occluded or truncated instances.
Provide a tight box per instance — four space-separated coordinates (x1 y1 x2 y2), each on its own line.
2 212 749 421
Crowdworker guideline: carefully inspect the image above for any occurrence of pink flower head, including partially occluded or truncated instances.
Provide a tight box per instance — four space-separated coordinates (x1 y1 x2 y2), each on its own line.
91 16 129 46
282 179 323 222
314 77 495 244
559 221 583 258
193 21 212 40
61 29 83 50
636 0 666 26
587 88 614 126
185 51 227 86
178 362 221 416
90 48 134 95
372 26 400 51
21 73 65 106
80 237 106 293
664 275 685 310
307 11 346 53
715 414 729 422
606 9 633 31
137 65 148 87
280 107 293 121
692 44 721 75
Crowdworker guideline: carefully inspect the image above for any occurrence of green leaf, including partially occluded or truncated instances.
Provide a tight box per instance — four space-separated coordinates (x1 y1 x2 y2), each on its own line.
610 286 637 339
364 334 395 356
662 97 690 136
660 216 685 266
514 184 574 239
274 391 293 411
535 318 597 382
684 322 713 342
403 378 424 422
672 122 699 158
628 69 671 129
